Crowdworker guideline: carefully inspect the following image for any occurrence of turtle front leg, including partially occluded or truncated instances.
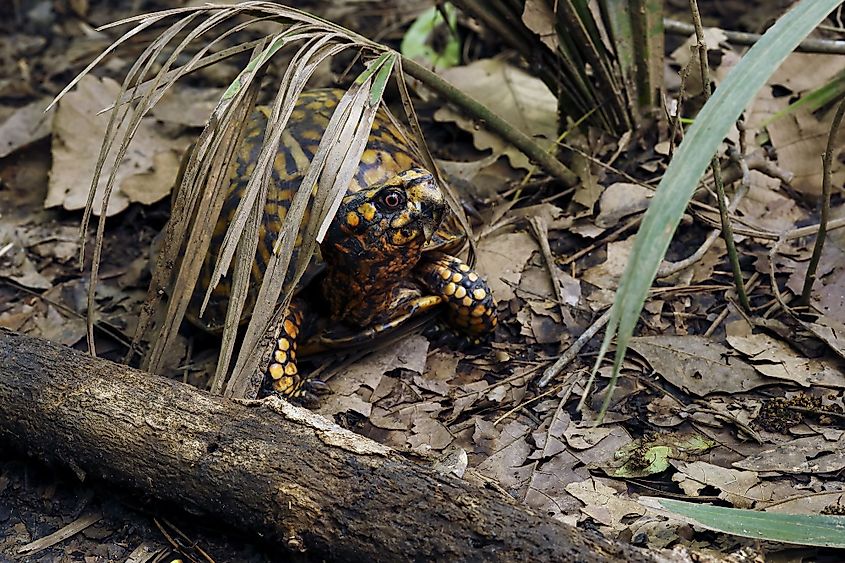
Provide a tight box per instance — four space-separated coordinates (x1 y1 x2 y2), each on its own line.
415 253 497 338
262 300 307 398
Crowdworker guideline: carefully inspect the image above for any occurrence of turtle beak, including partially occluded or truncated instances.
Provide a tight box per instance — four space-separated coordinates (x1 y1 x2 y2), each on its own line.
417 194 444 242
422 221 437 242
405 170 445 242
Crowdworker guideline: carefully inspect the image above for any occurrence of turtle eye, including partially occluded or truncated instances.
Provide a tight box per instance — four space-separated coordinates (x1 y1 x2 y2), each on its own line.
381 189 405 210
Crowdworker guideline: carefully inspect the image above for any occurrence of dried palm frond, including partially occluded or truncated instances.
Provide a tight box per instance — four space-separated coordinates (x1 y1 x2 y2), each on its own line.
50 2 469 397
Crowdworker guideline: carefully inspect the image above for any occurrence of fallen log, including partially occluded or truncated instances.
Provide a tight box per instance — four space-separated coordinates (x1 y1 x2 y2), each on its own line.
0 328 655 562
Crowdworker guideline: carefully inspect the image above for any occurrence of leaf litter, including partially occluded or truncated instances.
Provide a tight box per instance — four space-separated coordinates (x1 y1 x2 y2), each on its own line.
4 2 845 560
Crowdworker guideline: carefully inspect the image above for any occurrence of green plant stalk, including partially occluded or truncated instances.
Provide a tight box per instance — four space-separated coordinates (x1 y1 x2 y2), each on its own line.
799 97 845 305
556 1 628 130
632 0 665 115
401 57 579 187
690 0 750 312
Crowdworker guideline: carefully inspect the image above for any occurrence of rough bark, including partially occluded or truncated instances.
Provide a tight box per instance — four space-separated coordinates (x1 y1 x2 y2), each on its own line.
0 328 655 562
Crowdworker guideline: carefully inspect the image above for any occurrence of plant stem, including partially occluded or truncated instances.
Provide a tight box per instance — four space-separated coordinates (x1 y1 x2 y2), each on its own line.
689 0 750 312
799 97 845 305
401 57 579 187
665 18 845 55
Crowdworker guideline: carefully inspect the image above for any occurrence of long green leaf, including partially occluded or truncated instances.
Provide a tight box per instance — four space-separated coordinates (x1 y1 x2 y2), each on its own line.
643 497 845 548
589 0 842 415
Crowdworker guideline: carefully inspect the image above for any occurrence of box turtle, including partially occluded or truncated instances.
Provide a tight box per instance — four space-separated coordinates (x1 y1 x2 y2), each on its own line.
187 89 497 398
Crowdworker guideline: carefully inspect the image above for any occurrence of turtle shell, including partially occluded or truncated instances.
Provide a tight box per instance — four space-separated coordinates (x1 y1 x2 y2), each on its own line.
188 89 435 332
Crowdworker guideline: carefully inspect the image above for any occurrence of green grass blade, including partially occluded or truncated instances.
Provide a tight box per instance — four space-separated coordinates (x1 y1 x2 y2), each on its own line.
643 498 845 548
591 0 842 416
762 68 845 127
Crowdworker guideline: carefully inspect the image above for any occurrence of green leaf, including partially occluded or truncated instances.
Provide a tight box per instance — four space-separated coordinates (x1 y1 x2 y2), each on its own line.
590 0 843 417
400 3 460 71
610 434 714 478
643 498 845 548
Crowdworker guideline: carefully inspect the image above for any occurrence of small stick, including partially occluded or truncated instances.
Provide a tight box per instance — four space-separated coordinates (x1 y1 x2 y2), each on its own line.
799 98 845 305
538 309 612 388
664 18 845 56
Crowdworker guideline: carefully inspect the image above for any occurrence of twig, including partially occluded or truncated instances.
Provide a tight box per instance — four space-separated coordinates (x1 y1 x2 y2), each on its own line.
786 405 845 422
559 216 641 267
528 216 567 320
664 18 845 55
538 308 612 388
767 237 794 319
668 50 693 158
689 0 750 312
0 279 131 347
657 161 749 279
688 404 763 444
696 212 845 241
17 512 103 556
401 57 579 187
493 378 569 426
703 273 761 337
799 97 845 305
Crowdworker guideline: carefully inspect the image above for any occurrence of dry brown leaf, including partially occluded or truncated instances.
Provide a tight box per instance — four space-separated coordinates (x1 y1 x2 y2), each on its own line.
734 433 845 474
521 0 558 51
764 492 845 515
151 85 221 127
120 151 182 206
0 226 52 289
524 412 629 524
433 447 469 478
523 450 587 524
800 315 845 361
32 304 86 346
565 477 645 530
672 461 762 508
581 238 635 309
629 335 766 396
594 182 652 228
0 98 54 158
407 418 453 453
563 423 612 451
746 53 845 197
569 426 633 469
318 335 430 418
434 59 557 170
735 171 803 233
795 256 845 326
46 75 190 216
625 518 686 550
726 319 845 388
474 419 533 493
474 230 538 302
669 28 728 96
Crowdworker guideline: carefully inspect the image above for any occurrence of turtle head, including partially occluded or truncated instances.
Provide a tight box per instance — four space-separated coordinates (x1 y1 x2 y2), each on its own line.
326 167 446 252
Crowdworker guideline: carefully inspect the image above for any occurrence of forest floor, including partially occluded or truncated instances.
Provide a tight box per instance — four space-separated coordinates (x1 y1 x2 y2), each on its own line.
2 0 845 561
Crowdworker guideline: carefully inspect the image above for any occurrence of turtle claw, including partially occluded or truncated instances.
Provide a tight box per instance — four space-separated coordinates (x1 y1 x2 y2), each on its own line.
423 321 487 351
306 379 332 396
